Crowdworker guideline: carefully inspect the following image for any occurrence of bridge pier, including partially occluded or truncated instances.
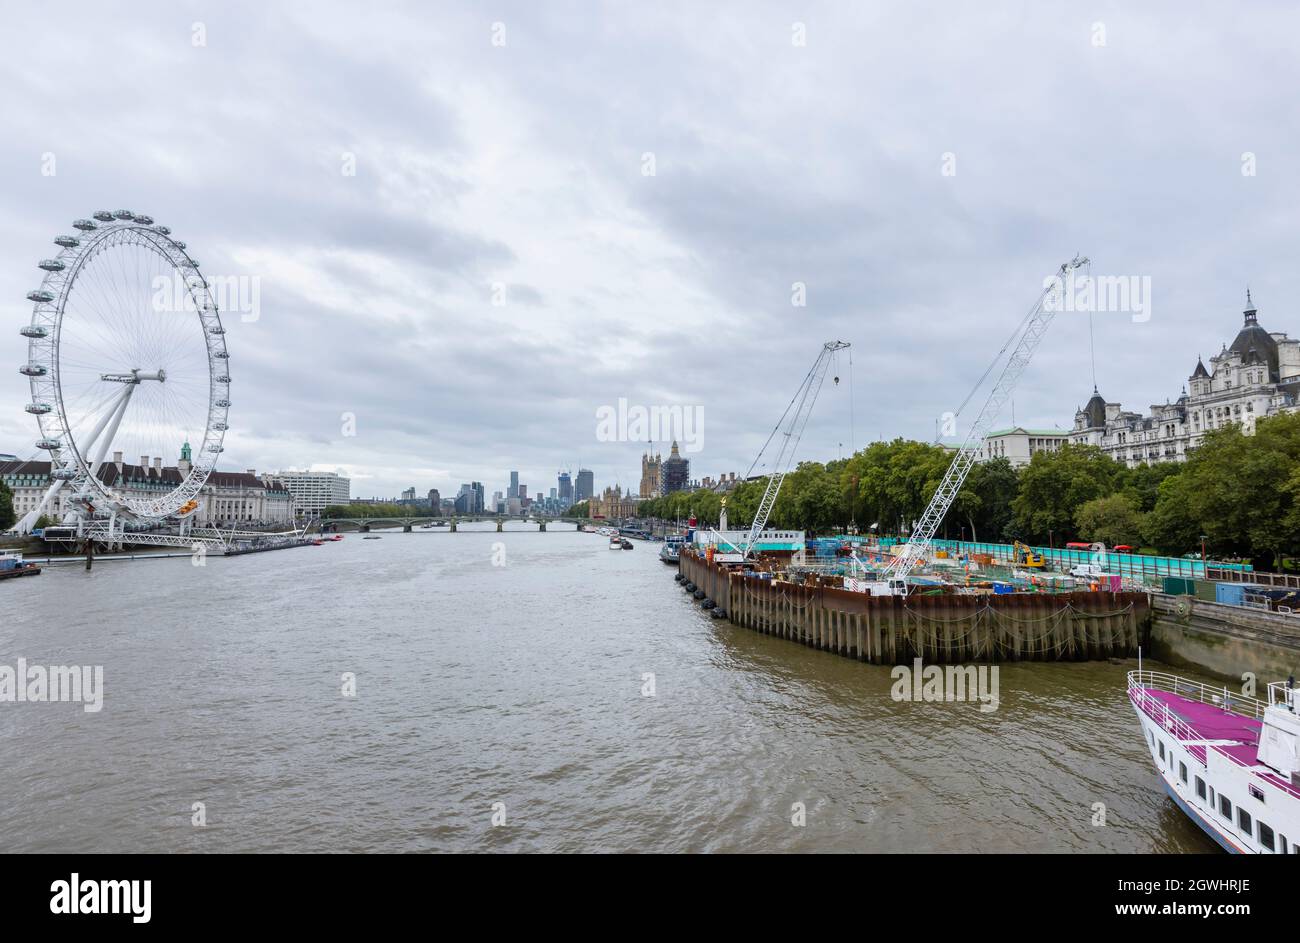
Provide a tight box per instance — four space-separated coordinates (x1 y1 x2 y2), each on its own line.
403 523 412 532
361 523 370 533
450 519 457 533
539 521 546 532
497 520 503 532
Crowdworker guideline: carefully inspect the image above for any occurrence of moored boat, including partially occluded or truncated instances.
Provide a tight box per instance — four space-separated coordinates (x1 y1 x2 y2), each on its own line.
660 535 684 564
0 549 41 579
1129 667 1300 853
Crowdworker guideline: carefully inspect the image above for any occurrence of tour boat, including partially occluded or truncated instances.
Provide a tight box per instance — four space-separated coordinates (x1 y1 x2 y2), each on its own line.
1128 667 1300 853
609 535 622 550
660 536 684 564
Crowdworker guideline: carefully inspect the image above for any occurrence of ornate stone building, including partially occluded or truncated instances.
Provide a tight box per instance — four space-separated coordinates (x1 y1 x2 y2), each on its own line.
639 450 662 498
588 484 639 520
1 442 294 527
1070 293 1300 467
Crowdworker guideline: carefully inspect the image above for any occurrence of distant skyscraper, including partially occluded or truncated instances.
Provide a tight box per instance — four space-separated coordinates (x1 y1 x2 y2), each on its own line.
509 471 519 497
575 468 594 501
471 481 485 513
558 470 572 502
660 441 690 494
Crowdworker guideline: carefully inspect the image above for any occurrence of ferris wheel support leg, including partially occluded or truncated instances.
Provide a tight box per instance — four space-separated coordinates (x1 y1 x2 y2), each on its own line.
15 478 66 534
86 383 136 480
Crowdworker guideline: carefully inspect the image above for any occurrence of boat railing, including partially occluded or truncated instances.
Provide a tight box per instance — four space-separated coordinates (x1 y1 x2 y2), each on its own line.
1128 669 1270 725
1267 681 1300 711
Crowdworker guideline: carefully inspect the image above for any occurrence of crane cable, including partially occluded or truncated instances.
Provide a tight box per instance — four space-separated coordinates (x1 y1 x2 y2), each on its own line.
932 284 1051 445
743 352 821 480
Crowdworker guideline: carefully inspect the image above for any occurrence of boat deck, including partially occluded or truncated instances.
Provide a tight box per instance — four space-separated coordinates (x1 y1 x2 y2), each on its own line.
1135 686 1300 800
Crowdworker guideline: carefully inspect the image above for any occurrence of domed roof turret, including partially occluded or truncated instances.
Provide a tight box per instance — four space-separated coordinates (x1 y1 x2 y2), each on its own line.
1229 289 1279 381
1081 387 1107 428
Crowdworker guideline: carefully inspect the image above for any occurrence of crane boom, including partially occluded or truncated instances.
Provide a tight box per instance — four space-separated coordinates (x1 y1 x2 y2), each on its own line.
882 256 1089 586
741 340 849 559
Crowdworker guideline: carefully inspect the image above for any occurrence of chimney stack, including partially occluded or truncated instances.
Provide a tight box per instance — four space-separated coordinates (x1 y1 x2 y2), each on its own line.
153 457 162 471
140 455 148 470
113 451 123 466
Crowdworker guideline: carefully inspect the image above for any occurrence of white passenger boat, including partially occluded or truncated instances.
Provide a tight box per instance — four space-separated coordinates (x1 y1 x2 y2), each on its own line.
1129 667 1300 853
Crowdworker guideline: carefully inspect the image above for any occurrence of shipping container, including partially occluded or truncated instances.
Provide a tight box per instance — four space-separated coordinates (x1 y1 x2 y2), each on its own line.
1163 576 1195 596
1194 579 1218 601
1215 583 1265 607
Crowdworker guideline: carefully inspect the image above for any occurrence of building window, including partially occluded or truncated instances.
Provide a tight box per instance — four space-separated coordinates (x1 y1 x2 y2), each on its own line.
1259 821 1275 852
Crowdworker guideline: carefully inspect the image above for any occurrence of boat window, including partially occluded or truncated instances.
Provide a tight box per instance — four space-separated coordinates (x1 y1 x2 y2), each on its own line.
1179 762 1188 784
1237 807 1253 835
1158 741 1165 761
1259 822 1275 852
1249 784 1265 803
1219 795 1232 819
1195 777 1207 800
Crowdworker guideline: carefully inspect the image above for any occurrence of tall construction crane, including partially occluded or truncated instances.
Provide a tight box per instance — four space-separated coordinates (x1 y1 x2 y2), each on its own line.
874 256 1089 593
739 340 850 560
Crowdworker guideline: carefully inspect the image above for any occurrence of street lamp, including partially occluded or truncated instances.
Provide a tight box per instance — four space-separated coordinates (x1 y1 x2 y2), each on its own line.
1200 534 1208 568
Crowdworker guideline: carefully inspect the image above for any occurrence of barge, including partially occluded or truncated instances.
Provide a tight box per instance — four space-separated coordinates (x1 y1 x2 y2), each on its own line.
0 550 41 580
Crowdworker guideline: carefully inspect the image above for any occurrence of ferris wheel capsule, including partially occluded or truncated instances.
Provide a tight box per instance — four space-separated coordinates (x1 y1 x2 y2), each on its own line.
51 467 77 481
93 210 114 222
54 235 80 248
73 219 98 231
112 209 134 219
20 325 49 338
25 402 52 414
36 437 61 449
26 290 54 303
38 259 65 271
19 362 47 375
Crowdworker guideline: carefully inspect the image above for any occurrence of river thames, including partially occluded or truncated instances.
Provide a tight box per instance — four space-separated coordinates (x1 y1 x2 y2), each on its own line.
0 525 1217 853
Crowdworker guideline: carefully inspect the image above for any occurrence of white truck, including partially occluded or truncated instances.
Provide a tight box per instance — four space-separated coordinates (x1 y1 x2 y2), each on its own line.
1069 563 1105 579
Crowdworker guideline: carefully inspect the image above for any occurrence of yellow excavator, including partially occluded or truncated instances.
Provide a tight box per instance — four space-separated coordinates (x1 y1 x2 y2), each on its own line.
1013 540 1045 568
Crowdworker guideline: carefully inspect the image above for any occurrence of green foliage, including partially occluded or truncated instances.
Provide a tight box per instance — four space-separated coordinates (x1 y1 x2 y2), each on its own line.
321 502 412 519
0 481 14 531
1074 493 1145 547
1147 413 1300 567
628 414 1300 565
1010 444 1123 544
568 501 589 518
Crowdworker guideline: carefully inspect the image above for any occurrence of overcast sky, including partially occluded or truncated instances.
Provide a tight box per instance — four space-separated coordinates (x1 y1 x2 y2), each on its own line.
3 2 1297 501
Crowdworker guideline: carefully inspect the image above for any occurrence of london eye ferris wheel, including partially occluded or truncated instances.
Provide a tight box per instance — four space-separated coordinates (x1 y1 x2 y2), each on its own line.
16 210 230 533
